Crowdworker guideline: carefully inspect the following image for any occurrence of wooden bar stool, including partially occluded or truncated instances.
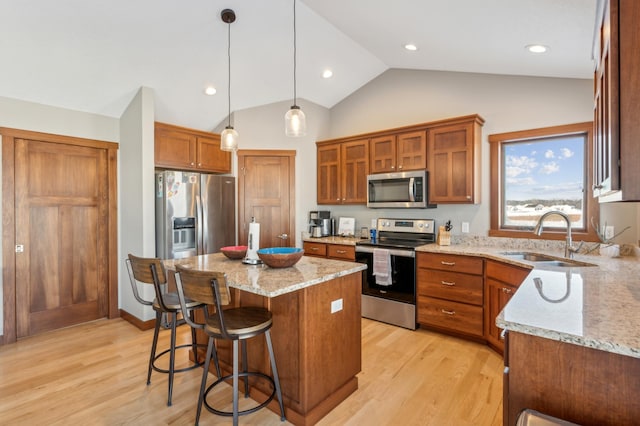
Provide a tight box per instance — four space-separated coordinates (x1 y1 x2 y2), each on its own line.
126 254 208 406
174 265 286 426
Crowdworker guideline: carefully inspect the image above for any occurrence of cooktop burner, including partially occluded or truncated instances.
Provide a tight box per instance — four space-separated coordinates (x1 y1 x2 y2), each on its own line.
355 218 435 250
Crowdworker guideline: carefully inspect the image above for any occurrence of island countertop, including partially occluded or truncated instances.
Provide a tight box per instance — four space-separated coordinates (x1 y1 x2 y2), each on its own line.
163 252 366 298
416 242 640 359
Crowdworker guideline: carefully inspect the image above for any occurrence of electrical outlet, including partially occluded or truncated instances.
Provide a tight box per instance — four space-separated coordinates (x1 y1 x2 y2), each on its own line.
331 298 343 313
461 222 470 233
604 226 615 240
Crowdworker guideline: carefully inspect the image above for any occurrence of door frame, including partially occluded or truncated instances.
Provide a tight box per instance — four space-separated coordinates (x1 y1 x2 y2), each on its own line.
1 127 119 344
237 149 296 248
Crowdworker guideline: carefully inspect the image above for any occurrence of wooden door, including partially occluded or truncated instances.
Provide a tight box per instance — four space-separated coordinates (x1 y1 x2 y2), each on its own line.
0 128 118 342
341 139 369 204
396 130 426 171
428 122 475 203
369 135 395 173
196 135 231 173
317 143 341 204
238 150 295 249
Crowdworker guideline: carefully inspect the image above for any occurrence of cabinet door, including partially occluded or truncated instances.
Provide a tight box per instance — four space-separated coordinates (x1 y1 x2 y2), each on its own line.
593 0 619 198
155 125 196 169
317 144 341 204
369 135 396 173
427 122 478 203
485 278 517 352
396 130 426 171
484 260 530 354
196 135 231 173
341 139 369 204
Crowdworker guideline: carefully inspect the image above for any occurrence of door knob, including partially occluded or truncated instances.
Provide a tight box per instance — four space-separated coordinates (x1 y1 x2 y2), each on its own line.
277 234 288 240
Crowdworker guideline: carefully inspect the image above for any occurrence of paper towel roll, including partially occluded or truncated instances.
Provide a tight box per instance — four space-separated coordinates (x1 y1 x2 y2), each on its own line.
246 221 260 260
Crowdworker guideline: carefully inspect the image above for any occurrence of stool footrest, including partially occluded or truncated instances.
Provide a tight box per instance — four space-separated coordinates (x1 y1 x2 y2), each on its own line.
151 343 207 375
203 371 277 417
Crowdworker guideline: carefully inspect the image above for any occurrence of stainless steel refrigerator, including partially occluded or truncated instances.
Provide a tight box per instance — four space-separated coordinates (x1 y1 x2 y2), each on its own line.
155 171 235 259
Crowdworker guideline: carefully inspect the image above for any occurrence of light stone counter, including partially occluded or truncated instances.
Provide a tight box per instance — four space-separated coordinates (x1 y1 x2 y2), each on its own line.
163 252 366 298
416 241 640 359
302 235 361 245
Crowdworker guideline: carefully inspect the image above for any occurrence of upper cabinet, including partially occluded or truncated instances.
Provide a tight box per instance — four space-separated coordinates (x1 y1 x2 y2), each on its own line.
316 114 483 205
155 122 231 174
593 0 640 202
369 131 426 174
427 115 484 204
317 138 369 204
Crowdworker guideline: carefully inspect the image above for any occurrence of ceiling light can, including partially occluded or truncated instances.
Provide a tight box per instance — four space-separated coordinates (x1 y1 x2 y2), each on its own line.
526 44 548 53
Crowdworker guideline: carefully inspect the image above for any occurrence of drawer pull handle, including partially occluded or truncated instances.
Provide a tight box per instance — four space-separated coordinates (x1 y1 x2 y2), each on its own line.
501 287 512 294
441 281 455 286
441 309 456 315
441 261 456 266
311 247 319 251
336 250 346 254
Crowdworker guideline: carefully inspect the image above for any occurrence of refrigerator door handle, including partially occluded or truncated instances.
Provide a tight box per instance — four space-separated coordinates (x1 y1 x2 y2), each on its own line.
196 194 203 255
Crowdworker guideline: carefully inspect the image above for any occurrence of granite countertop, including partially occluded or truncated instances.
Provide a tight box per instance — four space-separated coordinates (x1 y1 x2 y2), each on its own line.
302 235 362 245
163 253 366 298
416 241 640 359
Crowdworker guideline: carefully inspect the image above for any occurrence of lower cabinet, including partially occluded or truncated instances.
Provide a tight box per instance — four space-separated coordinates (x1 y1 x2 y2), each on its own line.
303 241 355 261
504 331 640 425
417 252 484 339
484 260 531 354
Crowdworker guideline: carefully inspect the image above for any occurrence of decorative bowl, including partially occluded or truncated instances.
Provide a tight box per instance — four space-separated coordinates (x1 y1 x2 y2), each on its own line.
257 247 304 268
220 245 248 260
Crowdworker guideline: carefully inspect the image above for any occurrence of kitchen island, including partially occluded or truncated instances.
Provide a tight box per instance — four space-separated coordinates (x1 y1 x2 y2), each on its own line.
416 241 640 425
164 253 366 426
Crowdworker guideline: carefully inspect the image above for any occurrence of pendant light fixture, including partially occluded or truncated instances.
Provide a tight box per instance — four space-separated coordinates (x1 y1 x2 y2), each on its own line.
220 8 238 151
285 0 306 137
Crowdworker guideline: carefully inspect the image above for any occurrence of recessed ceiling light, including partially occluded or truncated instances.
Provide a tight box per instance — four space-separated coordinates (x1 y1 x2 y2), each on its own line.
526 44 548 54
404 44 418 51
322 69 333 79
204 86 216 95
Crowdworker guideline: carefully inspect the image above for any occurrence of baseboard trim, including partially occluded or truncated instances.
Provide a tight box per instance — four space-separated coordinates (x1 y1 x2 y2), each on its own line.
119 309 155 331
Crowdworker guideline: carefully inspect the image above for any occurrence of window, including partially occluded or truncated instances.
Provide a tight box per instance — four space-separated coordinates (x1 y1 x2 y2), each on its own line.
489 122 599 242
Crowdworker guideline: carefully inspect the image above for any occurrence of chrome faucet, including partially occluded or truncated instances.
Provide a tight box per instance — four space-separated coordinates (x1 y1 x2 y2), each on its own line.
533 210 581 258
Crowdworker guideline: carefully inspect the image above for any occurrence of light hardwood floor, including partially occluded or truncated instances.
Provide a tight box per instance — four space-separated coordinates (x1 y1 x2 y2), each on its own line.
0 318 503 425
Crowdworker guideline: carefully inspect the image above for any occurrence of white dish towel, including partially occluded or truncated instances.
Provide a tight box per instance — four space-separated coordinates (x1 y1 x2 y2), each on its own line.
373 248 392 286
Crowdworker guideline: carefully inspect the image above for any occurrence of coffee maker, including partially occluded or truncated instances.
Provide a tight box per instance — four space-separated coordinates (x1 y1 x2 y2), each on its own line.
309 211 331 237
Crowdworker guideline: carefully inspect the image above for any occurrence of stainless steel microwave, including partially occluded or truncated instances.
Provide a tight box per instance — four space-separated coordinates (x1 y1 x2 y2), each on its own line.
367 170 435 208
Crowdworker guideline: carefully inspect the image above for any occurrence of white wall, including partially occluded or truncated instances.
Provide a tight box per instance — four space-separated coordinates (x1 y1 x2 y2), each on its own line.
118 87 157 320
325 69 639 243
231 99 331 247
0 95 119 336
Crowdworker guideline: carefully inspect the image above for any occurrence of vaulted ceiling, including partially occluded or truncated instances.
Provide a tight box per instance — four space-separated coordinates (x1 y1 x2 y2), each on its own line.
0 0 597 131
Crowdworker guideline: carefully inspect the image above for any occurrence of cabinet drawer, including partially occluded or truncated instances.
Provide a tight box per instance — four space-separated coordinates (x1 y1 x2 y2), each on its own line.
327 244 355 261
418 253 483 275
303 242 327 257
417 269 483 305
418 296 483 337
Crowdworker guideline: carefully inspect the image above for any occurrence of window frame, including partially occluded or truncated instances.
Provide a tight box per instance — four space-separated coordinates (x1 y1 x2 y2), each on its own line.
488 122 599 242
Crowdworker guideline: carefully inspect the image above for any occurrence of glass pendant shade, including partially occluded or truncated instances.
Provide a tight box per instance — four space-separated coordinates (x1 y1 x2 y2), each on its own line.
285 105 306 137
220 125 238 151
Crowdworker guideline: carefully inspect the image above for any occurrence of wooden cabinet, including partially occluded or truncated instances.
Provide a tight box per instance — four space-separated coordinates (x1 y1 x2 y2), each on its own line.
504 331 640 425
369 131 426 174
317 139 368 205
593 0 640 202
417 252 484 338
427 116 484 203
484 260 530 354
154 122 231 173
303 241 355 261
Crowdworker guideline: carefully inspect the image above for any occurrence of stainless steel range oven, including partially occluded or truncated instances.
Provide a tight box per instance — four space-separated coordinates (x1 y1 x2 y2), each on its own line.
355 218 435 330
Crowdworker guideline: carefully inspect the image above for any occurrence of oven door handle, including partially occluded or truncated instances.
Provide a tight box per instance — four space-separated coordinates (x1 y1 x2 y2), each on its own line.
355 246 415 258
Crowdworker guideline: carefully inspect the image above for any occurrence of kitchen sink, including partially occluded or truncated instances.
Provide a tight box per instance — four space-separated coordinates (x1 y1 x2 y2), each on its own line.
500 251 596 267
